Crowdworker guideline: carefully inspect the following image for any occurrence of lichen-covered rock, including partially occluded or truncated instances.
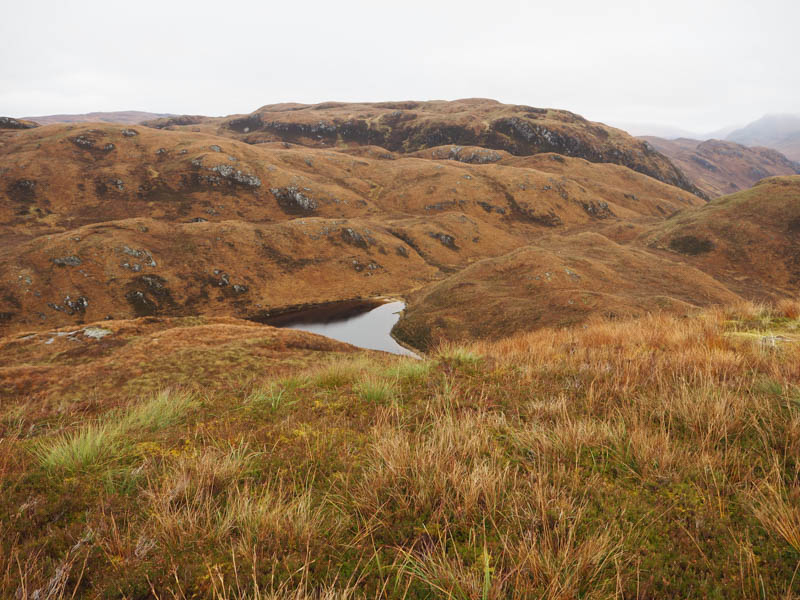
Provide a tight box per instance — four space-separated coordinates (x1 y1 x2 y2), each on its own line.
71 136 115 153
429 232 458 249
447 146 502 164
72 135 94 148
121 129 139 137
53 256 82 267
579 200 614 218
271 186 317 214
83 326 112 339
121 246 156 267
210 164 261 187
48 295 88 315
341 227 368 248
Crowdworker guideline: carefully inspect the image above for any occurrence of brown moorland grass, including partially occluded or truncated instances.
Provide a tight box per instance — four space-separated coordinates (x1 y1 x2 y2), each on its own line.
1 302 800 598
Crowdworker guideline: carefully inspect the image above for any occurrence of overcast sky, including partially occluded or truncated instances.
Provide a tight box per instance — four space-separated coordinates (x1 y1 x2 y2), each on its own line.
2 0 798 133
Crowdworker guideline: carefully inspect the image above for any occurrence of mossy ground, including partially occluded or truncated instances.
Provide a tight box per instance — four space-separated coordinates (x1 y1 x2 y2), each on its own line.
2 304 800 598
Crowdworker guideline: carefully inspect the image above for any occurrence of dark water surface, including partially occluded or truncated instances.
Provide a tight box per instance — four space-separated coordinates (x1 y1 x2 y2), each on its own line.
277 300 419 357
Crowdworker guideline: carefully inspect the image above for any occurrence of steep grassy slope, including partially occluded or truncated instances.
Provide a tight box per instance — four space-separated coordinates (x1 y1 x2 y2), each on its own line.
2 305 799 597
642 136 799 197
646 176 800 299
145 98 705 196
0 123 703 335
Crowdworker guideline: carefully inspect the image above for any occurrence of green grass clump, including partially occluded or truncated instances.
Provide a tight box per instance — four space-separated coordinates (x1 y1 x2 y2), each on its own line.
31 389 195 475
246 380 301 412
435 343 482 367
383 359 431 384
355 376 397 404
312 359 364 389
118 389 195 432
32 423 118 475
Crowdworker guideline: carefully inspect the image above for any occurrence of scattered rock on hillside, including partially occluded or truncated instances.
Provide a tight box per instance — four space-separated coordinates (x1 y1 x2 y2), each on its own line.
429 232 458 249
53 256 82 267
341 227 368 248
83 326 112 339
210 165 261 187
271 186 317 214
48 295 88 315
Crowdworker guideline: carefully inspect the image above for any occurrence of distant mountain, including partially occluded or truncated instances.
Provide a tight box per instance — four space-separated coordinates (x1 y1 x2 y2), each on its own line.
640 136 799 198
610 122 702 139
23 110 173 126
726 114 800 162
611 122 741 141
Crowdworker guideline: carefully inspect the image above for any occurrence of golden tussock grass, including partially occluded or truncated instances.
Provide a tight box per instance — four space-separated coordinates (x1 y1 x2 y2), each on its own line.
3 301 800 597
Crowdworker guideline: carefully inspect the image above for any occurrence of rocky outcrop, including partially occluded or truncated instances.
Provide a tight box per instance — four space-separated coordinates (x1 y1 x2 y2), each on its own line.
0 117 38 130
143 115 209 129
270 186 317 214
209 164 261 187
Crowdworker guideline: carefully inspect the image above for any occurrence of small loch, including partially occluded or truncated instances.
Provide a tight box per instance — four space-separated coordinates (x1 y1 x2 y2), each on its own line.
263 300 419 357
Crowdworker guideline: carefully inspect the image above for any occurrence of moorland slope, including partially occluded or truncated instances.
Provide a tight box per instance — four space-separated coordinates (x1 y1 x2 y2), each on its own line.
0 121 703 335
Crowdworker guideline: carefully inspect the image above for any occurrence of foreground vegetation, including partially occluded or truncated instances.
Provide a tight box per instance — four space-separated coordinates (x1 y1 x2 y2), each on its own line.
2 302 800 598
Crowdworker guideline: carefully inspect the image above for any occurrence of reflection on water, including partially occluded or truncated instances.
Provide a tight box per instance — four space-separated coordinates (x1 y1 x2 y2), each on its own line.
281 301 419 357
